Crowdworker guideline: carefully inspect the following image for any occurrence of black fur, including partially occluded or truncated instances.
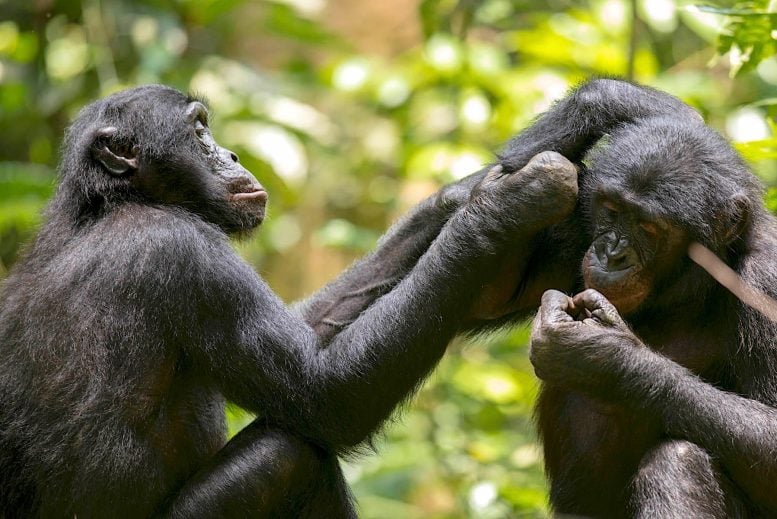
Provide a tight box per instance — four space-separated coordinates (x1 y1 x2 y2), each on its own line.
529 80 777 517
0 84 588 517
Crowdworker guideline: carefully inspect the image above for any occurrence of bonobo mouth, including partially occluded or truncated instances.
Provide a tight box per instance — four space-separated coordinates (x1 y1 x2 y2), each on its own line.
584 268 650 315
230 186 268 203
228 180 268 207
231 190 268 204
586 265 639 287
582 254 649 315
226 180 268 231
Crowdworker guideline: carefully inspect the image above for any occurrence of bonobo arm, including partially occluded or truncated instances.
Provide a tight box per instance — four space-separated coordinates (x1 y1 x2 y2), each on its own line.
499 78 701 172
183 153 577 452
530 289 777 513
453 80 703 322
293 169 487 345
295 80 700 336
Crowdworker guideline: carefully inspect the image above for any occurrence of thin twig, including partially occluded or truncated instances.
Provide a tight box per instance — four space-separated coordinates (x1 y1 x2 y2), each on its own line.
688 242 777 323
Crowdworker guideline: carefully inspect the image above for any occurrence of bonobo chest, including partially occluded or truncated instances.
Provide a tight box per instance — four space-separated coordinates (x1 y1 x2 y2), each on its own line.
537 387 662 515
634 317 732 379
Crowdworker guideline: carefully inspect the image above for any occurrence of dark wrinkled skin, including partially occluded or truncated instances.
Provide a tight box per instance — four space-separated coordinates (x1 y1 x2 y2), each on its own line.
529 81 777 518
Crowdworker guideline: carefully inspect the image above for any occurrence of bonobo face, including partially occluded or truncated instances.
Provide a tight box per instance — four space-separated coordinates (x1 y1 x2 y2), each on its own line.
576 117 759 317
87 85 267 235
178 100 268 233
582 192 687 316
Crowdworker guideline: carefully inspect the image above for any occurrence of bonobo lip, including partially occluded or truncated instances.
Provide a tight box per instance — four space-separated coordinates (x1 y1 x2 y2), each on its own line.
604 263 637 274
231 189 268 202
229 184 268 203
586 265 639 287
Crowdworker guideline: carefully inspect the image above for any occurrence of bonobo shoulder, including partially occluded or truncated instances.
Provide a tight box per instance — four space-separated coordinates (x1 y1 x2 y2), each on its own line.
80 204 249 297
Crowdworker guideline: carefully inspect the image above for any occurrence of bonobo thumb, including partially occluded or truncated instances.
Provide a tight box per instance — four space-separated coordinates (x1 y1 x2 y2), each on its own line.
571 289 627 328
531 290 574 344
539 290 576 324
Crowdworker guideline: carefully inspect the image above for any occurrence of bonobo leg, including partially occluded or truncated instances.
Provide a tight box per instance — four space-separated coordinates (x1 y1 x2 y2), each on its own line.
160 421 355 519
628 440 749 519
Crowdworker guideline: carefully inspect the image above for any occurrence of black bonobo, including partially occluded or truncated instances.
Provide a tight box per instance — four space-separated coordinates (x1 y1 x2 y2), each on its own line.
0 85 585 518
530 81 777 517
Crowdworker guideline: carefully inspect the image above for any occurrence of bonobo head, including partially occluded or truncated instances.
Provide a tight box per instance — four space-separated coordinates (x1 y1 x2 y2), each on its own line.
579 117 762 316
56 85 266 235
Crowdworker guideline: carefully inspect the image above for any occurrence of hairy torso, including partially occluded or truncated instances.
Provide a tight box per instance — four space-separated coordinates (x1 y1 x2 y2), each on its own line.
536 317 734 517
0 206 233 514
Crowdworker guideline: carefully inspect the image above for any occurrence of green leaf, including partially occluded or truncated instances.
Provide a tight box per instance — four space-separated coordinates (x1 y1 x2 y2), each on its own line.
766 188 777 214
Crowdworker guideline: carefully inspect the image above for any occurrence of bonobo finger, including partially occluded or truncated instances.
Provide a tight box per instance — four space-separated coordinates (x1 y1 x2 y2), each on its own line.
539 290 576 324
457 166 489 189
484 163 505 181
433 166 490 212
472 164 506 197
572 289 625 327
521 151 578 190
525 150 576 171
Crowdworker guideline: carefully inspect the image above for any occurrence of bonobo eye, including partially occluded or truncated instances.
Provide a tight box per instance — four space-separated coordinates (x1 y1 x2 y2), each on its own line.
602 200 619 213
600 200 620 219
639 221 659 236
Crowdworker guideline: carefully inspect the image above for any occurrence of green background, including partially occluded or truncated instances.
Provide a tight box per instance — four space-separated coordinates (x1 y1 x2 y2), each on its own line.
1 0 776 516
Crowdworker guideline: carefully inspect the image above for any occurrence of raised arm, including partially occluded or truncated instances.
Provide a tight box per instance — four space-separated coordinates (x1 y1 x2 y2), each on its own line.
499 78 701 171
295 79 697 339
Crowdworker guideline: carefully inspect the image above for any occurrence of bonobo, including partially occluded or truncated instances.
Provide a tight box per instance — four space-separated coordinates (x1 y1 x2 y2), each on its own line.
530 82 777 517
0 85 581 518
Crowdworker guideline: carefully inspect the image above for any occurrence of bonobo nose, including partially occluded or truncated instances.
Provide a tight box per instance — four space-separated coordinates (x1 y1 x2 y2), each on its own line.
595 233 634 271
606 240 627 260
604 237 633 270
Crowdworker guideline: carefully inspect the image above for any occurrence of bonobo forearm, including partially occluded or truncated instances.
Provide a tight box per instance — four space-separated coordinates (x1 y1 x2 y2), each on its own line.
300 158 577 449
304 212 513 448
292 197 446 343
219 155 576 451
500 79 699 171
623 350 777 511
294 168 489 345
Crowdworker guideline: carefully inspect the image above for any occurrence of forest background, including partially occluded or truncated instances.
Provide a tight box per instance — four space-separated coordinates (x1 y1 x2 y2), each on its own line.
1 0 776 517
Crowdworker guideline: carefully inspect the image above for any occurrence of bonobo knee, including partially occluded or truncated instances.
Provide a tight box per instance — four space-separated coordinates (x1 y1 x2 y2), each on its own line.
162 424 336 519
634 439 716 487
229 422 327 486
640 439 711 470
630 440 729 519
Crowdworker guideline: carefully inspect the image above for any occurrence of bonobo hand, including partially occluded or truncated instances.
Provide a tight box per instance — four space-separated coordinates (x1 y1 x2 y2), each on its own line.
461 152 579 321
431 167 488 215
470 151 579 237
530 289 644 396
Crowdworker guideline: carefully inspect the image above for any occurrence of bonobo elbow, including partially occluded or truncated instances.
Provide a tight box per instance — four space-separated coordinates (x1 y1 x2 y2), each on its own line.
331 425 380 453
572 78 623 108
316 417 383 454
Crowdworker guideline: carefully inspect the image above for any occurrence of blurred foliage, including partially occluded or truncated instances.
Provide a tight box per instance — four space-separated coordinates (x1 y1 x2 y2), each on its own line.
0 0 776 516
698 0 777 75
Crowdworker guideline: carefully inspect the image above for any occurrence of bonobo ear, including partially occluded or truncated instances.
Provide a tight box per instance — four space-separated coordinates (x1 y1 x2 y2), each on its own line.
722 194 751 244
91 126 139 176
